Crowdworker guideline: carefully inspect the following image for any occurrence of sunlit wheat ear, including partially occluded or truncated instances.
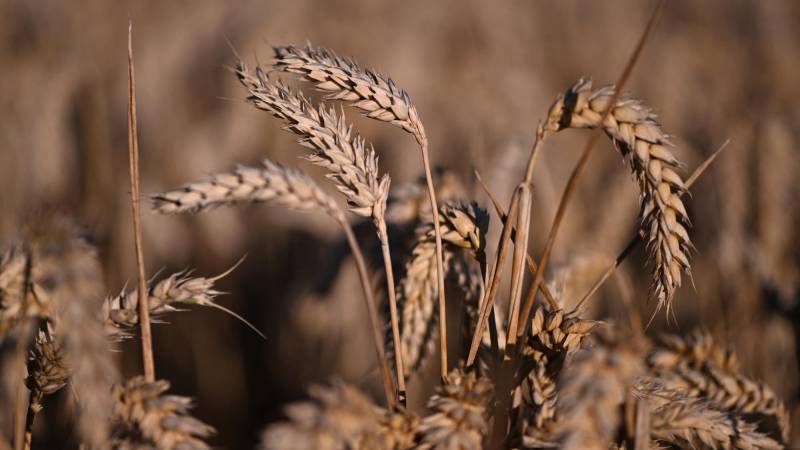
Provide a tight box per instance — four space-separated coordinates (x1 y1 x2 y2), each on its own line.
416 367 493 450
396 203 487 376
272 44 426 143
545 78 691 314
104 262 264 340
153 159 341 217
556 329 645 450
0 245 52 337
637 381 782 450
648 331 789 443
109 376 214 450
260 381 419 450
234 63 390 221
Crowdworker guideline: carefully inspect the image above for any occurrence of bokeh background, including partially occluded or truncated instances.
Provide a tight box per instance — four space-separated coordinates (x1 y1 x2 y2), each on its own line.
1 0 798 448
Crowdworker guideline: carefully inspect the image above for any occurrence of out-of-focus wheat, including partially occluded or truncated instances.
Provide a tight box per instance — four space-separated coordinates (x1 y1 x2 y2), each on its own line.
108 376 214 450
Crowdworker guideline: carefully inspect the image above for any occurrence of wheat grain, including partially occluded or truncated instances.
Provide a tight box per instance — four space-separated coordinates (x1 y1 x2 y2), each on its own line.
417 368 493 450
556 329 645 450
261 381 417 450
23 329 69 450
108 376 214 450
396 203 487 376
640 381 782 450
235 63 390 221
153 159 341 217
544 78 691 313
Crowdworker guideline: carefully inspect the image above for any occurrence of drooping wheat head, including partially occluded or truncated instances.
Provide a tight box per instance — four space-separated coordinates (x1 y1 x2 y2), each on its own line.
544 78 692 314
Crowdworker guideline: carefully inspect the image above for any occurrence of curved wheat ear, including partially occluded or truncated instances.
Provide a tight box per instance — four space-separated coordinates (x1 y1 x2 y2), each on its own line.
110 376 214 450
235 63 407 402
274 44 451 381
545 78 691 313
273 44 426 143
155 160 396 408
103 263 264 340
397 203 487 376
648 331 789 443
235 63 390 220
417 367 493 450
260 381 419 450
153 159 341 217
639 381 782 450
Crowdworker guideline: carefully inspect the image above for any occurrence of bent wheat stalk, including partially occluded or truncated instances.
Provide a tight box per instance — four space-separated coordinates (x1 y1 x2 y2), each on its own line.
153 160 396 408
273 44 449 381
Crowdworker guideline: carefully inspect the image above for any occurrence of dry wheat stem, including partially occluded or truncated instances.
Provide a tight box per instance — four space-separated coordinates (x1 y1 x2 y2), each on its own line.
12 247 32 450
467 188 520 366
127 22 155 383
154 160 395 407
273 44 448 381
516 3 663 339
235 60 407 402
473 170 558 309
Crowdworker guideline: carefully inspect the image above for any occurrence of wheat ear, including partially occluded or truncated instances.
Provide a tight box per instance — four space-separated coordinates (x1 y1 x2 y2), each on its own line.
396 203 487 376
273 44 449 381
153 160 396 408
23 329 68 450
544 79 691 314
109 376 214 450
234 63 406 404
639 382 782 450
417 367 493 450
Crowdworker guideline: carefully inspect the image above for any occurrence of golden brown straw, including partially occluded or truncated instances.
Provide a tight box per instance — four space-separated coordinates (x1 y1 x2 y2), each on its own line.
127 22 154 383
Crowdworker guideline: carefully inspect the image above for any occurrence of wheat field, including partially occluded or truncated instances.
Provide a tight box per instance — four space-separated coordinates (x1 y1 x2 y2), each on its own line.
0 1 798 449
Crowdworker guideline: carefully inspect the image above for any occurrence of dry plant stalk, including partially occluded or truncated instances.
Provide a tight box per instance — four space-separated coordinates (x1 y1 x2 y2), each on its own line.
108 376 214 450
127 22 155 383
234 62 406 403
273 44 450 381
153 160 396 408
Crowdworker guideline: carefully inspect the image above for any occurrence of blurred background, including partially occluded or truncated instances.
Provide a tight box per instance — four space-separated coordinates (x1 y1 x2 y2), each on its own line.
0 0 798 448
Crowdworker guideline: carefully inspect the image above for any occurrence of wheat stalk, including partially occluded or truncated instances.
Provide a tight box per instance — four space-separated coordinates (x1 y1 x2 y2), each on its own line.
109 376 214 450
154 160 396 408
543 79 691 314
273 44 450 381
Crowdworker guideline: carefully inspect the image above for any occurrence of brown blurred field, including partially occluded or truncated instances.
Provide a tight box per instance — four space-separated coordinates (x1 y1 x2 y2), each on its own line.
1 0 798 448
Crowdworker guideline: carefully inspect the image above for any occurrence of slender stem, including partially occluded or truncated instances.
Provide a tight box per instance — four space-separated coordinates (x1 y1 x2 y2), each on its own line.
339 216 396 409
506 185 532 345
418 139 448 381
474 170 558 308
466 189 520 366
376 221 405 407
22 392 41 450
13 250 33 450
128 22 155 382
516 2 664 337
